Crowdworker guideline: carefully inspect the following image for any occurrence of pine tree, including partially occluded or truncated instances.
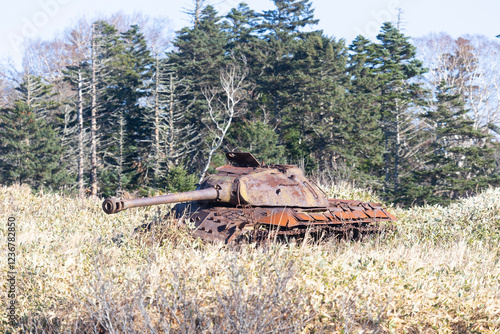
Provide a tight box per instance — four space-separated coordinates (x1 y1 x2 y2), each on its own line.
372 22 427 199
256 0 319 129
258 0 318 41
168 5 229 171
15 74 59 119
225 3 259 59
89 20 116 196
225 120 285 164
223 2 261 120
256 0 344 167
0 101 68 189
403 82 499 205
104 24 154 193
286 32 348 169
170 6 228 91
162 165 198 193
337 35 384 186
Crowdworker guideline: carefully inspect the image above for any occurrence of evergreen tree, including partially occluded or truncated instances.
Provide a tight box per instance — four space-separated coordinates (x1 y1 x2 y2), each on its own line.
105 24 154 193
336 35 384 186
402 82 499 205
15 74 59 119
372 22 427 198
0 101 68 190
223 3 262 121
225 3 259 60
63 20 154 196
225 120 285 164
168 5 229 171
170 6 228 94
256 0 346 167
162 165 198 193
256 0 319 129
286 32 348 169
258 0 318 41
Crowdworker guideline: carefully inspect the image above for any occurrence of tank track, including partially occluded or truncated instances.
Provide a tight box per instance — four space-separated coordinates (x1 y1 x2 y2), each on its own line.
188 201 395 244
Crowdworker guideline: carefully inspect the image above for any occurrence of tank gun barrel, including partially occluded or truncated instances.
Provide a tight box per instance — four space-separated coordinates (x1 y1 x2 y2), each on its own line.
102 187 219 214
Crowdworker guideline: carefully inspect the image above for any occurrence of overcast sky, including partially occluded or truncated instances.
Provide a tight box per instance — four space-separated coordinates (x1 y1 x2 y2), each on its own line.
1 0 499 68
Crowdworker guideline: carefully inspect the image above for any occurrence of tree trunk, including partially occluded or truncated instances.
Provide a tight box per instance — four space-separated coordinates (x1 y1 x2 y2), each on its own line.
394 109 401 193
90 23 98 197
118 111 124 195
153 56 160 186
78 69 85 197
169 71 175 164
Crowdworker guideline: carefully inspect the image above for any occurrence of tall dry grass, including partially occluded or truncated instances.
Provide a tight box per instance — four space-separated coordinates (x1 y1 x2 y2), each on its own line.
1 184 499 333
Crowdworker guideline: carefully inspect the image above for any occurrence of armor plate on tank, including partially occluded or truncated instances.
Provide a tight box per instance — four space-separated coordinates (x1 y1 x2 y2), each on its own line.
237 169 329 207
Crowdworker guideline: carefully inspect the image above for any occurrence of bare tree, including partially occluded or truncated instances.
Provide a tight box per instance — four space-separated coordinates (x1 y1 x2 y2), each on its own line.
0 63 16 108
141 16 174 56
415 34 500 133
65 19 92 197
72 68 88 197
183 0 209 28
101 109 127 195
0 74 8 109
90 23 99 197
386 94 429 191
141 18 177 186
199 65 248 183
65 15 171 196
89 22 114 197
463 36 500 131
145 60 200 187
15 19 94 196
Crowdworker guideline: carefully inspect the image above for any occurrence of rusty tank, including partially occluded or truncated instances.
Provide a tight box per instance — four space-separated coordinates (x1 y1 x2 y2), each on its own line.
103 152 395 243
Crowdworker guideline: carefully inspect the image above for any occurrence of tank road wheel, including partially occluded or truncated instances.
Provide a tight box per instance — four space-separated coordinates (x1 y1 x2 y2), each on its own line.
189 209 260 244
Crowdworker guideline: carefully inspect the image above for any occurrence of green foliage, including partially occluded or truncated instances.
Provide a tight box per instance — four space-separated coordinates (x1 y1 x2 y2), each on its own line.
401 82 500 205
98 169 125 198
162 165 198 193
0 101 69 190
282 33 348 168
224 3 259 58
258 0 319 40
167 5 230 172
344 36 385 185
1 4 498 207
15 74 60 119
226 120 284 164
254 0 325 165
104 24 154 191
370 23 428 198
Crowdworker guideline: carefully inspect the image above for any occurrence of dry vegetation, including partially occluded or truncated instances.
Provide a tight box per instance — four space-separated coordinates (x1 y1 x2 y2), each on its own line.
1 183 500 333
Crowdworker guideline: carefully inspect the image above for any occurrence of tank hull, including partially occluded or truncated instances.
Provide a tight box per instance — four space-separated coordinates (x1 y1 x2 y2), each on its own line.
175 199 395 244
103 152 397 243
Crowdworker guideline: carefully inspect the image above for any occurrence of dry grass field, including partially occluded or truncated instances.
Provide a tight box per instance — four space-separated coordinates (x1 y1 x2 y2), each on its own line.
1 183 499 333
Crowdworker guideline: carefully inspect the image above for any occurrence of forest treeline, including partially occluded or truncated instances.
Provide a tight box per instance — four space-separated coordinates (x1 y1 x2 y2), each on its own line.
0 0 499 206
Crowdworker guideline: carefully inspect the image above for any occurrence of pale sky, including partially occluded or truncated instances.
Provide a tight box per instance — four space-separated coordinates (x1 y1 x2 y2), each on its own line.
1 0 499 68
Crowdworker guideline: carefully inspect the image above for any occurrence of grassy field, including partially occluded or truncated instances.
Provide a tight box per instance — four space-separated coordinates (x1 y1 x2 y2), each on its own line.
1 183 499 333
